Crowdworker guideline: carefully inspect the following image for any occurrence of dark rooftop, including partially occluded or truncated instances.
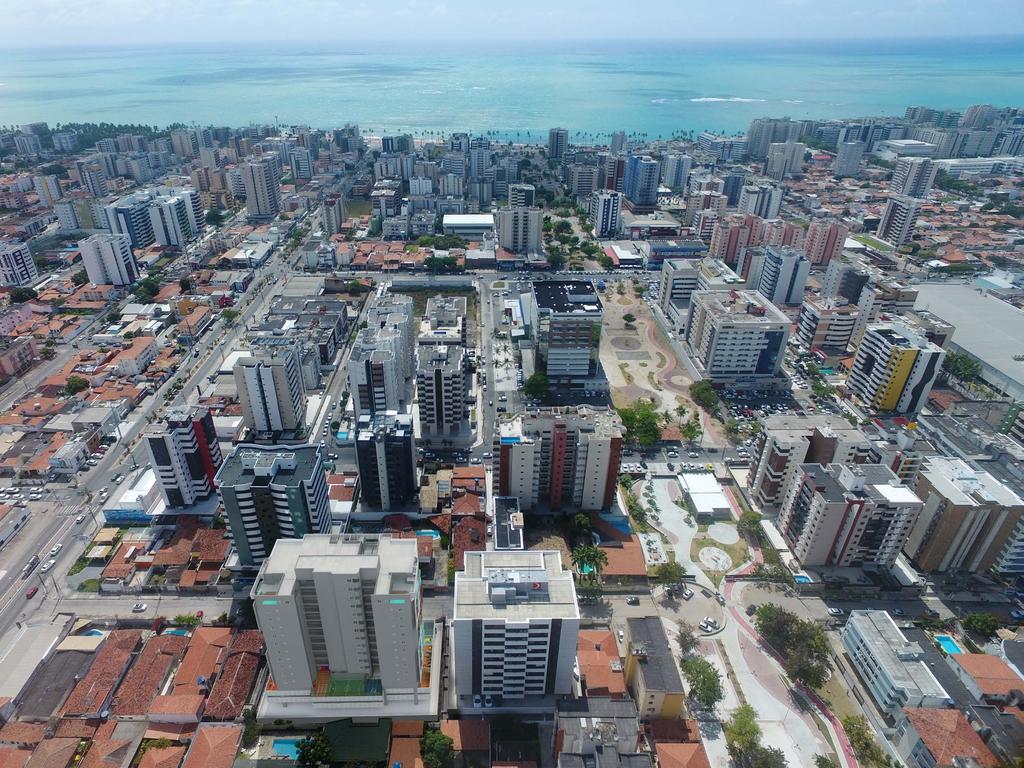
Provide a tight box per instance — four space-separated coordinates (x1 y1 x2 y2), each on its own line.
493 497 524 550
626 617 684 694
532 281 602 314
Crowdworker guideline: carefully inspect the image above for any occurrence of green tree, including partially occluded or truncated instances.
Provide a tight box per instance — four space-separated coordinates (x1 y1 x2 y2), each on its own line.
523 372 549 399
622 313 636 325
179 277 192 292
840 716 888 768
723 704 762 759
680 657 724 710
547 251 567 270
814 756 839 768
296 732 332 768
738 510 762 537
943 351 982 383
597 254 614 269
754 605 831 687
654 560 687 584
221 308 240 324
675 620 700 658
64 375 89 395
689 380 720 412
71 270 89 286
570 544 609 582
205 208 225 226
634 285 646 297
680 416 702 445
9 287 38 304
617 400 662 447
962 612 1000 637
421 729 455 768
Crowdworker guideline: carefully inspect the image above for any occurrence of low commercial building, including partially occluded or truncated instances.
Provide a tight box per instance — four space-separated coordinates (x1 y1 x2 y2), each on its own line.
624 617 686 721
451 550 579 707
840 610 953 715
442 214 495 241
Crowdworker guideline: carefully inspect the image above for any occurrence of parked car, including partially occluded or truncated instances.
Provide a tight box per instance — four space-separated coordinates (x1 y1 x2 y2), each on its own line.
827 607 844 617
625 596 640 605
25 587 38 599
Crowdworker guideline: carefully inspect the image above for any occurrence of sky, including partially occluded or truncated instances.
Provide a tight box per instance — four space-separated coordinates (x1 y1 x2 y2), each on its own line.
3 0 1024 46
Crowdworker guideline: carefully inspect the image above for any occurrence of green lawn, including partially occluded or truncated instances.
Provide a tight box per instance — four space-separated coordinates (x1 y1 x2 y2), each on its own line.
851 233 894 252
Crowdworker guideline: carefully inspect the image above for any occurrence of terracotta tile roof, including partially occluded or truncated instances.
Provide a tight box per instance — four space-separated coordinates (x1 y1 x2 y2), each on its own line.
203 631 263 720
181 725 241 768
148 694 204 719
0 723 45 746
656 743 711 768
452 491 483 517
647 719 701 744
101 542 140 581
388 737 423 768
576 629 626 697
53 719 99 739
142 724 196 743
391 721 425 738
61 630 141 716
952 654 1024 698
173 630 231 696
452 516 486 569
903 708 998 767
598 539 647 577
440 719 491 752
110 633 189 715
0 748 30 768
24 738 79 768
80 739 133 768
137 746 186 768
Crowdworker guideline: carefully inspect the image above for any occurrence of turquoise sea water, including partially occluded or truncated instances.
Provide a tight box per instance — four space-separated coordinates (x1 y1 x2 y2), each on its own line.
2 38 1024 137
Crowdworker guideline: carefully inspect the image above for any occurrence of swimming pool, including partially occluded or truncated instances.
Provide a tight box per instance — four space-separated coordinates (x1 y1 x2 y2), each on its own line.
81 629 105 637
273 738 302 760
415 529 441 539
793 574 812 584
580 564 595 575
935 634 964 654
163 628 189 636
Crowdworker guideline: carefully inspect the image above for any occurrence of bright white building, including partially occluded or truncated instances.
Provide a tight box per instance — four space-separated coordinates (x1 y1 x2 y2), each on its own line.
0 241 39 287
80 233 139 286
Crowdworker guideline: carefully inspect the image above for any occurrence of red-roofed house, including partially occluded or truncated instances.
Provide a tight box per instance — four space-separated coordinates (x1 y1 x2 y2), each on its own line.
896 708 998 768
181 724 241 768
948 653 1024 704
576 630 627 698
80 738 134 768
440 719 490 768
0 723 45 749
172 627 231 695
61 630 141 717
23 738 79 768
0 747 30 768
655 742 711 768
204 632 263 720
110 634 189 716
137 746 186 768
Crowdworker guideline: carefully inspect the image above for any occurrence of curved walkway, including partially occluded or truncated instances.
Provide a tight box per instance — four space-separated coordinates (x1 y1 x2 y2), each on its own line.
722 580 860 768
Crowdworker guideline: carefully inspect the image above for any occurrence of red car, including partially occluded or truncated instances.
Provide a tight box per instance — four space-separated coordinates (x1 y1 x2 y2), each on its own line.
25 587 38 599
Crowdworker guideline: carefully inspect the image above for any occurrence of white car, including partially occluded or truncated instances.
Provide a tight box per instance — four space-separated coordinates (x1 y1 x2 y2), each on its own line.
49 544 63 557
40 559 57 574
131 602 147 613
827 607 844 617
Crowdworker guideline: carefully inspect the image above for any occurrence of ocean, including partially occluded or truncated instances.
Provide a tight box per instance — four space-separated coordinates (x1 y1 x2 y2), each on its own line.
2 37 1023 139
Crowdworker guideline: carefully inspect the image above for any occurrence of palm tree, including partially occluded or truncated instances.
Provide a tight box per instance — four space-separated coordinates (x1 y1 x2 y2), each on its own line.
571 544 607 583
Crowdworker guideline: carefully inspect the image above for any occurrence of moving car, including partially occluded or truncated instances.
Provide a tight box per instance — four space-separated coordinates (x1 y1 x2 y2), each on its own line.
132 603 147 613
625 596 640 605
827 607 844 617
40 559 56 574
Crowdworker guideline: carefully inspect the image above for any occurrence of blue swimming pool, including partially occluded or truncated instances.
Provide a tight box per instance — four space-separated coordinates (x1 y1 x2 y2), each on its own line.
580 564 595 575
415 529 441 539
336 431 349 441
793 574 812 584
599 514 634 536
81 629 104 636
273 738 302 760
935 634 964 654
163 628 189 636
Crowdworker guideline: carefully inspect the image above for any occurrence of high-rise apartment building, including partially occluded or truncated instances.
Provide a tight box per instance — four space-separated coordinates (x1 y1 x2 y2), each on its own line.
289 146 313 180
748 413 871 513
821 257 871 304
217 444 330 567
548 128 569 160
709 213 761 268
795 297 859 353
737 183 782 219
508 183 535 207
588 191 622 238
149 188 205 248
0 241 39 287
104 192 156 248
354 409 417 511
696 133 748 162
348 293 415 418
746 118 803 159
610 130 627 154
848 322 945 415
765 141 806 180
567 164 599 198
75 160 109 197
803 220 849 266
850 278 919 345
33 175 62 208
80 233 139 287
891 157 937 198
322 193 346 235
755 245 810 305
252 534 421 693
452 550 579 702
416 344 468 438
234 349 306 433
622 155 660 211
53 131 78 152
904 457 1024 575
684 290 790 388
777 463 922 567
495 405 623 512
876 194 922 247
525 281 603 382
833 141 866 177
496 207 543 254
241 158 282 221
661 153 693 190
145 406 222 509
